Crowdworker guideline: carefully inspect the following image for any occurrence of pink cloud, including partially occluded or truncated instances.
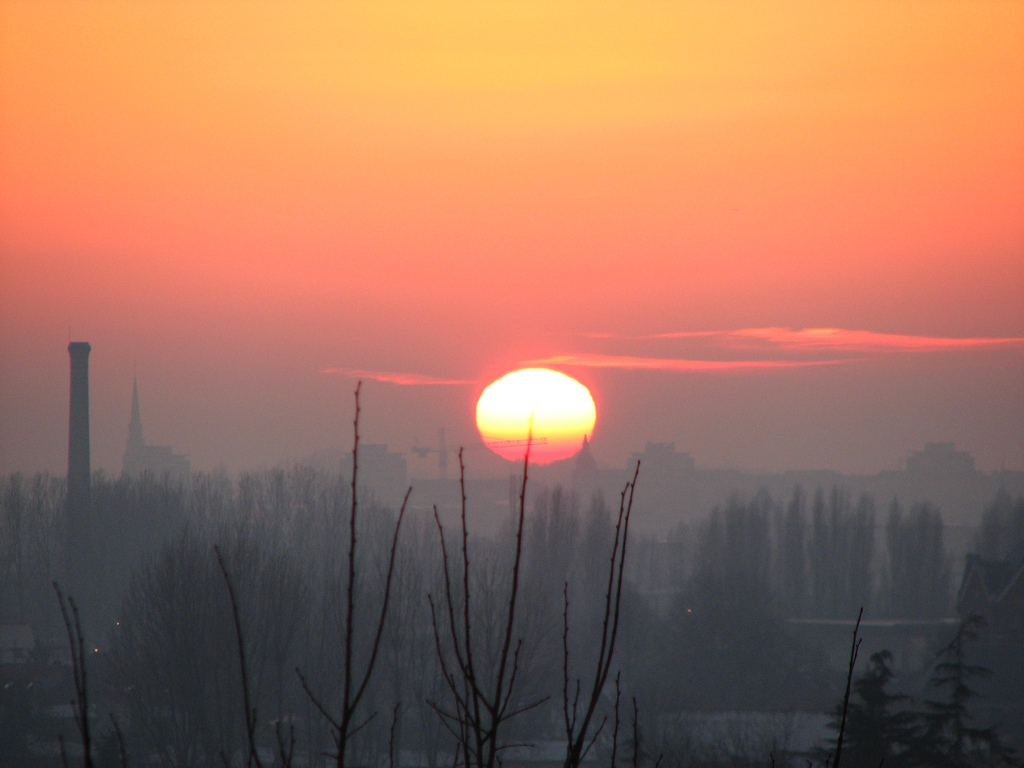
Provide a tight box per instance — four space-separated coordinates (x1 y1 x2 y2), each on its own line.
582 327 1024 353
730 327 1024 352
322 368 475 385
521 354 852 372
581 330 721 340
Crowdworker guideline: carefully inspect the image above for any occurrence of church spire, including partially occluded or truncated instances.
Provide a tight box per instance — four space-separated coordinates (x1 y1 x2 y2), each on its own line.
572 433 597 489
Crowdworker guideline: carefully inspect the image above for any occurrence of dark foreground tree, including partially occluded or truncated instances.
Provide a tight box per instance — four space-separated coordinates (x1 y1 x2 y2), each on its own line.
915 616 1021 768
428 447 546 768
823 650 918 768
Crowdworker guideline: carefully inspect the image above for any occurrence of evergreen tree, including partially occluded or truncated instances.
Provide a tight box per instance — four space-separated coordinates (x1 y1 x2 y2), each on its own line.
821 650 919 768
914 616 1021 768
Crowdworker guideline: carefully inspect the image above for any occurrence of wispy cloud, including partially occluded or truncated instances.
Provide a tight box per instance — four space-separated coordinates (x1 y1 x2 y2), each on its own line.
582 330 721 340
323 327 1023 385
730 327 1024 352
322 368 475 385
522 354 853 372
582 327 1024 353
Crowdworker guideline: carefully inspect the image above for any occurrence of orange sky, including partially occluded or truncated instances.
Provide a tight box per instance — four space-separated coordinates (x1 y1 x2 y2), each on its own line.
1 0 1022 475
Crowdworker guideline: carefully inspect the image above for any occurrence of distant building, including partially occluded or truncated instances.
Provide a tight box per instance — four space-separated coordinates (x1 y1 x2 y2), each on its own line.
907 441 976 478
122 378 190 480
631 441 697 477
958 544 1024 637
358 443 409 507
303 443 408 509
628 441 696 529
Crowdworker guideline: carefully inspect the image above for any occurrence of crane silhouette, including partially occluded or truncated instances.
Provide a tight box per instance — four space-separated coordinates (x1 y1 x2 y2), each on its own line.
411 428 547 479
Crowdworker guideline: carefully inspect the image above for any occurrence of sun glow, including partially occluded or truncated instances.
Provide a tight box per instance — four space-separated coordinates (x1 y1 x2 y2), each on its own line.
475 368 596 464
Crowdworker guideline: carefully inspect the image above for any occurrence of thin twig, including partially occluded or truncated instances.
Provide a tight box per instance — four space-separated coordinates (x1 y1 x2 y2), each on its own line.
610 673 621 768
833 607 864 768
343 382 362 734
54 583 93 768
110 712 128 768
389 703 401 768
579 717 607 763
346 710 379 740
296 668 342 731
562 582 573 737
275 721 296 768
215 545 262 768
630 697 639 768
350 488 412 711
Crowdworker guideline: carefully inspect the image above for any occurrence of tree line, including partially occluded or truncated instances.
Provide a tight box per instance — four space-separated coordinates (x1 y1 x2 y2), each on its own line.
673 485 953 621
2 432 1022 766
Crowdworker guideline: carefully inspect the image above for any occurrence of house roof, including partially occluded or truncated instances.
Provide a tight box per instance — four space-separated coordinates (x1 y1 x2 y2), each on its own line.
958 540 1024 604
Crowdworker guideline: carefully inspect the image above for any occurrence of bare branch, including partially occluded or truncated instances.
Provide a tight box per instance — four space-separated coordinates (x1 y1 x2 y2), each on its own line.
346 710 379 740
54 582 93 768
110 712 128 768
493 435 531 706
562 582 573 738
833 607 864 768
610 673 621 768
296 383 410 768
344 381 362 718
630 697 639 768
296 668 342 733
563 462 640 768
275 721 296 768
432 506 476 687
350 487 411 710
579 716 607 763
214 545 262 768
389 703 401 768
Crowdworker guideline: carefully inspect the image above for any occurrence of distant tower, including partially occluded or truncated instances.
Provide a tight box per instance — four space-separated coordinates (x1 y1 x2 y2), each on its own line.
123 377 145 476
571 435 597 490
66 342 92 589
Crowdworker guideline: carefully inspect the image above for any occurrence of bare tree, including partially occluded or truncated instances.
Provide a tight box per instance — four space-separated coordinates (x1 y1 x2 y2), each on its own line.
562 462 639 768
428 445 549 768
297 382 410 768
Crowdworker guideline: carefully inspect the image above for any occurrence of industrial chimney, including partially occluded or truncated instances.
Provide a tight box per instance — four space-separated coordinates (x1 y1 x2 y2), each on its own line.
66 342 92 588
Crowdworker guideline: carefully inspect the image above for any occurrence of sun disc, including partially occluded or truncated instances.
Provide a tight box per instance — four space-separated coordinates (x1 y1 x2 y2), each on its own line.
476 368 596 464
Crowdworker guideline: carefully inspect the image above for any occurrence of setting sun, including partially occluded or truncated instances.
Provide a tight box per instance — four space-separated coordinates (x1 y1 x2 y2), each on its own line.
475 368 596 465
